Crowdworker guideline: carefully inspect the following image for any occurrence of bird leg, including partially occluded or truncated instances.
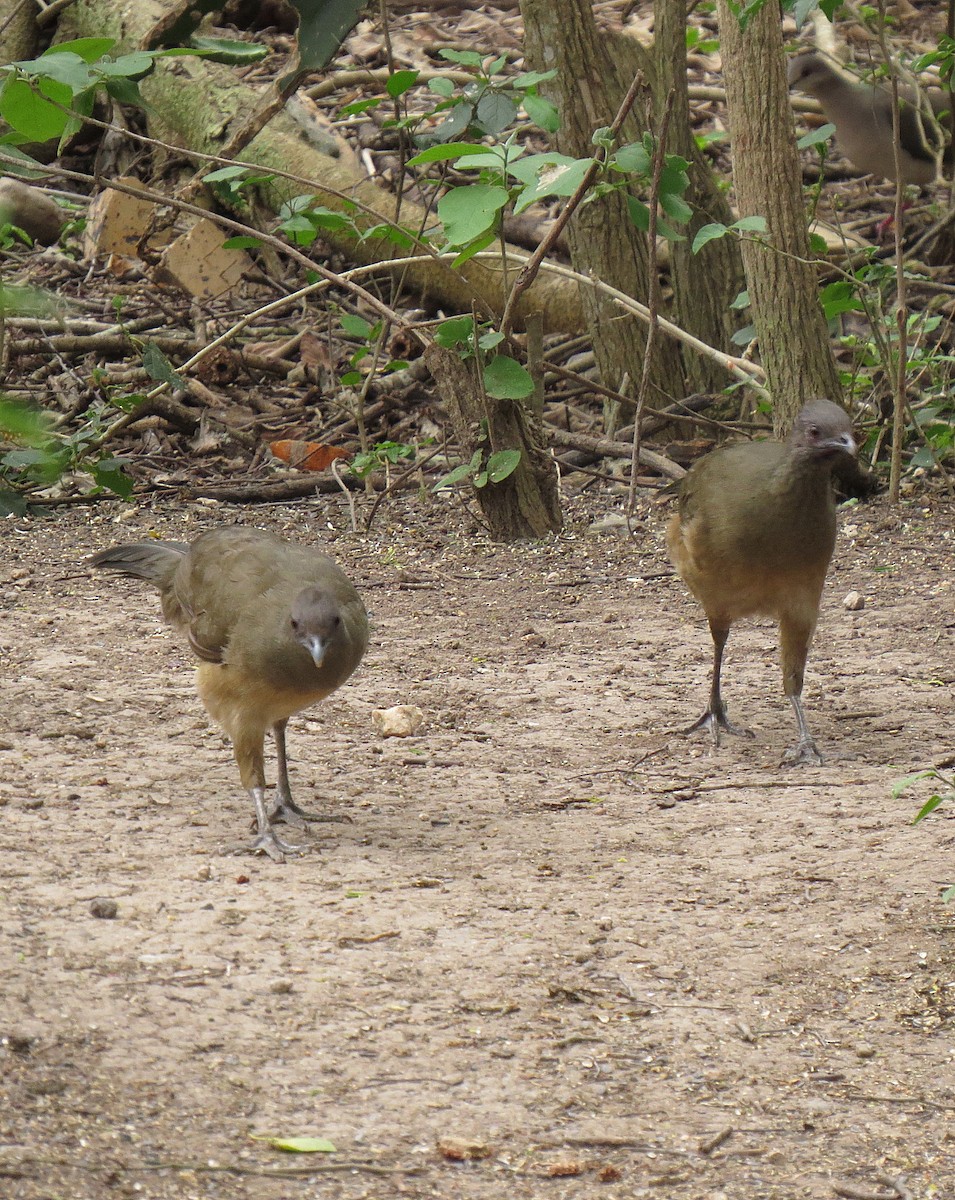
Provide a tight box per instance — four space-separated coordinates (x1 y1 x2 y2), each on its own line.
267 719 352 827
232 728 301 860
683 622 754 745
248 785 301 862
782 695 823 766
779 614 823 766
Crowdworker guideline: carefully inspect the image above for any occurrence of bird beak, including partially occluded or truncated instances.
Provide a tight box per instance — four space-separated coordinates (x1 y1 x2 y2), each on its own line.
301 634 327 668
831 433 857 456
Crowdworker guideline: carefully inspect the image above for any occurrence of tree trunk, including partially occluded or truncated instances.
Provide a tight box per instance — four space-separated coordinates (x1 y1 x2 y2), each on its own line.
650 0 744 393
424 344 562 540
521 0 683 401
716 1 842 433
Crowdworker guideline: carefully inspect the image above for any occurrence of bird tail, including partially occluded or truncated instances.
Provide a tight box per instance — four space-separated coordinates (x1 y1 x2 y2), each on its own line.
88 541 189 590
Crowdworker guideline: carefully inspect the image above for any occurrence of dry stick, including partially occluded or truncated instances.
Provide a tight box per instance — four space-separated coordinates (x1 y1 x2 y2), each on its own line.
628 87 674 520
499 69 647 342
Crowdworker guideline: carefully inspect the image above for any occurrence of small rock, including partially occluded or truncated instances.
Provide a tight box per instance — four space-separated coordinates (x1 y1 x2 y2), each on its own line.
196 864 212 882
269 978 294 995
843 591 864 611
372 705 425 738
90 898 118 919
855 1042 876 1059
437 1135 493 1161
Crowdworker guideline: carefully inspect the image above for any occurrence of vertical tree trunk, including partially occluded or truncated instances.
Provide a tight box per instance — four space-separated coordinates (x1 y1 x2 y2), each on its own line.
716 1 842 433
521 0 683 401
651 0 745 392
424 345 562 540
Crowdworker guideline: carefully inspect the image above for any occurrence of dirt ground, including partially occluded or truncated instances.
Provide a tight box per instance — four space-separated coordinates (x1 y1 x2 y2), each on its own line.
1 486 953 1200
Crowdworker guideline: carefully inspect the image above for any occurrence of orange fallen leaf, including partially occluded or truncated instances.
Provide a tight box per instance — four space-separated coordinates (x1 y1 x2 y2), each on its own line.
269 440 349 472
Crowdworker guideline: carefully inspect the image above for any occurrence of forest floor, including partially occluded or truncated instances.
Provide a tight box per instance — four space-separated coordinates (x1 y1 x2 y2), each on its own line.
1 486 953 1200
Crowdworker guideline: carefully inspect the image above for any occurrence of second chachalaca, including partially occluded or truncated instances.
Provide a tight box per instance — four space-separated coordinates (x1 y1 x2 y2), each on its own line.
667 400 856 765
90 527 369 861
787 51 952 185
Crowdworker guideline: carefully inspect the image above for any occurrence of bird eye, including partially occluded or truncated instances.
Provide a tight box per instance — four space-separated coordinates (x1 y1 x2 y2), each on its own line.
290 617 300 632
808 425 820 438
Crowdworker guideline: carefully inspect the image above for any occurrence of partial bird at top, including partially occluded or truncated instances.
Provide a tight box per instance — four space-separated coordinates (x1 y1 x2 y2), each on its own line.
787 51 952 185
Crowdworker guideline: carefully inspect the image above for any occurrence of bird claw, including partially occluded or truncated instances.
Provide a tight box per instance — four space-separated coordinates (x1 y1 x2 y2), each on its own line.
782 738 823 767
268 798 353 827
681 708 755 746
246 828 302 862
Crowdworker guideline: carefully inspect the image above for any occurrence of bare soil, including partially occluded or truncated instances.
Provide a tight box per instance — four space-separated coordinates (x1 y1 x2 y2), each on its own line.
1 488 953 1200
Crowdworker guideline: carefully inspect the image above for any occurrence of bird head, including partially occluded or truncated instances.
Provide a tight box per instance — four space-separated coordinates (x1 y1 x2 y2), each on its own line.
289 586 343 669
787 52 843 97
791 399 857 460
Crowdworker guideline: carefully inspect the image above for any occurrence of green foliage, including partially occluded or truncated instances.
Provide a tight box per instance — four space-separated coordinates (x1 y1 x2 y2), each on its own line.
893 768 955 902
350 440 417 478
0 396 134 514
433 446 521 491
0 37 266 152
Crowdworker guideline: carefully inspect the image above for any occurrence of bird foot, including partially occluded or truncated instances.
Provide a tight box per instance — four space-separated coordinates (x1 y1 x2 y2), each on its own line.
782 738 823 767
245 827 302 863
681 708 754 746
267 798 354 828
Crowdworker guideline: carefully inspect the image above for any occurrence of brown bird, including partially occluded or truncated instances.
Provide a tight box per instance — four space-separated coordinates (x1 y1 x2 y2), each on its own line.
667 400 857 765
787 51 952 185
90 527 369 861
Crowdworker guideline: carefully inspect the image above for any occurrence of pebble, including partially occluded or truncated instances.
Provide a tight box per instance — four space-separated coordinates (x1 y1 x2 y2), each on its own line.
843 591 865 611
90 898 118 919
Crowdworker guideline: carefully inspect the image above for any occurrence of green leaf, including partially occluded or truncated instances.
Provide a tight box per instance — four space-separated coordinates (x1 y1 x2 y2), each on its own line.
483 355 533 399
340 313 373 339
614 141 651 175
891 770 934 800
437 184 508 246
659 190 693 224
104 77 145 107
478 330 504 352
433 316 475 348
432 462 475 490
731 215 768 234
90 456 133 498
0 76 69 141
450 228 497 268
339 370 362 386
625 196 686 242
797 122 836 150
512 70 557 89
257 1136 337 1154
913 794 946 823
142 343 185 389
222 235 261 249
486 448 521 482
512 155 590 214
21 51 93 90
475 92 518 136
285 0 367 77
522 92 559 133
97 52 155 79
386 69 418 98
439 48 484 68
427 77 455 99
46 37 117 62
407 142 490 165
189 38 268 64
808 231 829 255
427 101 474 143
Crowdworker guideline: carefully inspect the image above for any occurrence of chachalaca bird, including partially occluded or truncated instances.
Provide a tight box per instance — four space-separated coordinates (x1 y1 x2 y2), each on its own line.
667 399 857 765
90 527 369 861
787 51 952 185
